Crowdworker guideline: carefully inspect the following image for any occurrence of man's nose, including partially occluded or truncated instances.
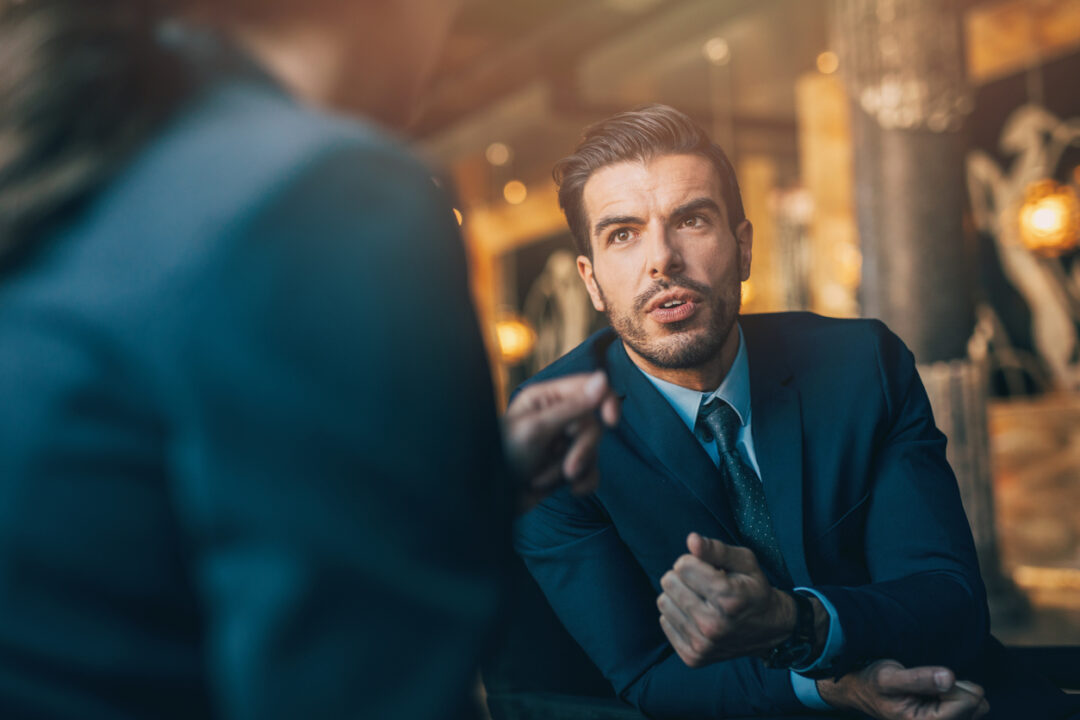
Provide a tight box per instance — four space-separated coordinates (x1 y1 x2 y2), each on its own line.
646 225 684 279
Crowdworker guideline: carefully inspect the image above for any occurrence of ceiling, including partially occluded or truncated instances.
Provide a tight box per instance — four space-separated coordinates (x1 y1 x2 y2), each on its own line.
417 0 831 184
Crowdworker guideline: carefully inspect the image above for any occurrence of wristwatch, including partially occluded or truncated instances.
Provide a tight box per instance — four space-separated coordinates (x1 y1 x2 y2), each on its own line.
763 590 817 670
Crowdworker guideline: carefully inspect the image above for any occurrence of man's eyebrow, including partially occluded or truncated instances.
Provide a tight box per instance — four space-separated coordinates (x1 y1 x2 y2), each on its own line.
593 214 644 238
670 197 723 219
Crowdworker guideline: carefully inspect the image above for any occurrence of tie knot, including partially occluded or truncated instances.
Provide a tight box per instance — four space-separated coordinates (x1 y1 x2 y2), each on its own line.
697 398 741 453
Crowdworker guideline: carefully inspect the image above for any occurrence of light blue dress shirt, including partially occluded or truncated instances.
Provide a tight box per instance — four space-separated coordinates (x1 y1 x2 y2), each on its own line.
641 324 841 710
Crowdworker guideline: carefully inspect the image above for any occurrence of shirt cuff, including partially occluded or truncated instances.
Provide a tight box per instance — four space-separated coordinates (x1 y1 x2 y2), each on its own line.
790 671 831 710
791 587 845 673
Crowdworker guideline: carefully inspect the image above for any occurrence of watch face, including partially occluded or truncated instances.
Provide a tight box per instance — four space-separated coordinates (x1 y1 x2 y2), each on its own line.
768 640 815 669
788 641 817 667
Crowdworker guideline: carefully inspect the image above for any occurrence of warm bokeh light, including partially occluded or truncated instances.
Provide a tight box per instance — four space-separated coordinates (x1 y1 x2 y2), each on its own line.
835 242 863 288
1017 179 1080 257
703 37 730 66
503 180 528 205
453 208 464 226
495 315 537 365
816 51 839 74
485 142 512 166
1014 565 1080 592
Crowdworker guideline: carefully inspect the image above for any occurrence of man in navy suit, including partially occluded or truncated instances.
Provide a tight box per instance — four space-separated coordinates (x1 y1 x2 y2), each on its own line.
515 105 1076 719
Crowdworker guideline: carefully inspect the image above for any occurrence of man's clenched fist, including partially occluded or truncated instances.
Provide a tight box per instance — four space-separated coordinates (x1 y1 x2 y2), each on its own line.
657 533 823 666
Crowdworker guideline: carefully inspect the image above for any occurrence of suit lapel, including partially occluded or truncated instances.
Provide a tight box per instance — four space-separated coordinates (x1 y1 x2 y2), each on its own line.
745 328 812 587
605 339 738 542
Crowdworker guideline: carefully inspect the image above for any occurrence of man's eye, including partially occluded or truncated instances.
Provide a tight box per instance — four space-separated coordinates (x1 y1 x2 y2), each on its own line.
681 215 703 228
611 229 632 243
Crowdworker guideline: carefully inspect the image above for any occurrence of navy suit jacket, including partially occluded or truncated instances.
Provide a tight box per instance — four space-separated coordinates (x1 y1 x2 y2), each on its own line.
516 314 1046 718
0 53 507 719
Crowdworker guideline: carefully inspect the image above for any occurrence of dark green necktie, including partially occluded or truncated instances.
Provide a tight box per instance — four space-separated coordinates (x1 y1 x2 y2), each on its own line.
697 398 792 588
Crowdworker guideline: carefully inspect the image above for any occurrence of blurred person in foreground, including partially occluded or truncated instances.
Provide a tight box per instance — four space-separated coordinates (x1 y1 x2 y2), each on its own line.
0 1 617 718
514 105 1080 720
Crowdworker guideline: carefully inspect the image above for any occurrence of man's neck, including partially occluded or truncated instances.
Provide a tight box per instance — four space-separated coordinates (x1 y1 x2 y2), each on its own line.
623 325 741 392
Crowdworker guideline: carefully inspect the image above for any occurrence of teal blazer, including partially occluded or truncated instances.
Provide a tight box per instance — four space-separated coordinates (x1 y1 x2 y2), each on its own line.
0 53 507 719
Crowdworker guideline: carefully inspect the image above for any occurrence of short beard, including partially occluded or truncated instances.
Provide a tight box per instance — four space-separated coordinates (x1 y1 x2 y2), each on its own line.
597 274 741 370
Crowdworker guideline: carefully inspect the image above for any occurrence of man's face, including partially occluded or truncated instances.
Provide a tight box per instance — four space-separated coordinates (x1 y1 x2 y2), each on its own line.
576 153 752 373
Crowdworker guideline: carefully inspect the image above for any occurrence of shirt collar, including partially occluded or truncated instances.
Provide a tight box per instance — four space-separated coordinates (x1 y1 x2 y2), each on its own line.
641 323 752 433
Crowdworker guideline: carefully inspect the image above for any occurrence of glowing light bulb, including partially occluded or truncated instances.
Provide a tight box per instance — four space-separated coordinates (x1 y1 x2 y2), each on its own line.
503 180 528 205
1030 205 1061 233
486 142 511 167
703 37 730 66
496 316 537 365
1017 179 1080 257
816 51 839 75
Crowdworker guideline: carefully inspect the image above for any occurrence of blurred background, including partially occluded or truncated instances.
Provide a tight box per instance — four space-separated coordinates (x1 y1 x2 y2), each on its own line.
413 0 1080 647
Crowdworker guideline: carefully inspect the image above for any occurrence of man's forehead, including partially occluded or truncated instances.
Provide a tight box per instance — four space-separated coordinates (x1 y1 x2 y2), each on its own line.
582 154 725 220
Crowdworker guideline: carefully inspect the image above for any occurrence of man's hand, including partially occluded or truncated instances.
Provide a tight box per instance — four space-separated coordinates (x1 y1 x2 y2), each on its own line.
658 533 799 666
817 660 990 720
502 371 619 512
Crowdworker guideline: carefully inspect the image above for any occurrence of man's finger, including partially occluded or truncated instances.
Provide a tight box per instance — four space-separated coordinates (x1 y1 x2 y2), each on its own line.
661 570 728 639
507 372 610 431
657 591 709 651
875 662 955 696
687 533 761 576
931 685 987 720
659 615 702 668
561 417 602 480
567 468 599 496
673 554 734 602
600 392 620 427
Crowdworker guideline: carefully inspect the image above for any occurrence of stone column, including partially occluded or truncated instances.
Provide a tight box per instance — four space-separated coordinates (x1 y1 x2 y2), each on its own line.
838 0 1027 623
853 115 974 362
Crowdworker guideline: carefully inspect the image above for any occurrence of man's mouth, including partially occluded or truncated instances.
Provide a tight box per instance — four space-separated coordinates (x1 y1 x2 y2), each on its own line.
646 290 700 324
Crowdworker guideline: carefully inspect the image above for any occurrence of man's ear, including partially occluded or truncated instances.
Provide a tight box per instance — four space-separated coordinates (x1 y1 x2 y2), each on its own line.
735 219 753 282
577 255 606 312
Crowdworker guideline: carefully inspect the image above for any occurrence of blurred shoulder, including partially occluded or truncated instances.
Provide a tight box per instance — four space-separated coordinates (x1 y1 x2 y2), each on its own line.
119 75 435 228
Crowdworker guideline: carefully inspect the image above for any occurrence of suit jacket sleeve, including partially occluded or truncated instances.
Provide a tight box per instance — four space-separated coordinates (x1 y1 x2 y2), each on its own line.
811 322 990 675
516 490 806 719
162 141 509 719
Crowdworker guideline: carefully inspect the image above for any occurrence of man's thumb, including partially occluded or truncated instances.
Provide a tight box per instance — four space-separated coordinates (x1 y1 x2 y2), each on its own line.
688 533 725 564
688 533 761 574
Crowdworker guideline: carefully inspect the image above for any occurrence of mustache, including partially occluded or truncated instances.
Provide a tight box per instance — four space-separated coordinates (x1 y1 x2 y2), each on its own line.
634 275 712 312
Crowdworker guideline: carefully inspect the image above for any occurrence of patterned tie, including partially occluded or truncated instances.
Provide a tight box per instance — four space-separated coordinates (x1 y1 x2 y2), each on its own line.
697 398 792 588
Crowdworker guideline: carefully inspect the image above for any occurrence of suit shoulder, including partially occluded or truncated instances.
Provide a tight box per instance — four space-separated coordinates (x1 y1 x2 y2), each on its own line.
741 312 910 378
72 78 442 287
742 312 899 351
